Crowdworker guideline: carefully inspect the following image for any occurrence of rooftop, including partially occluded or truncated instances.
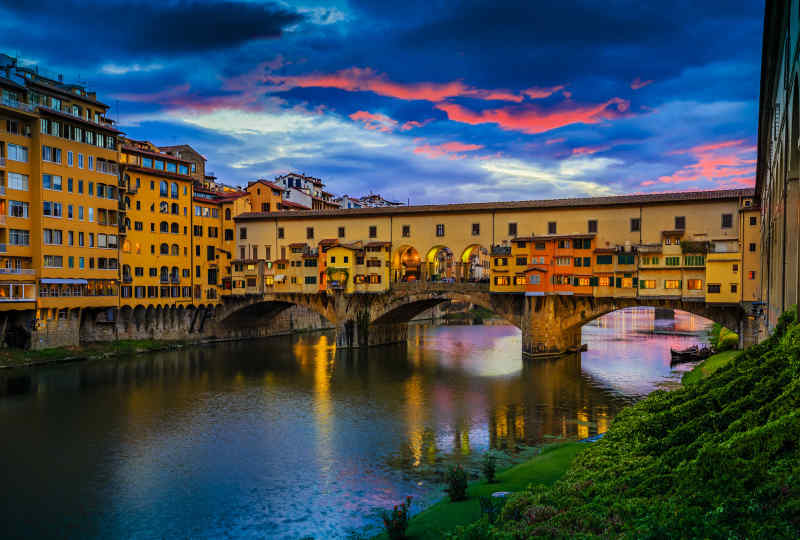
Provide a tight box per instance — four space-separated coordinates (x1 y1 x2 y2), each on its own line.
236 189 754 222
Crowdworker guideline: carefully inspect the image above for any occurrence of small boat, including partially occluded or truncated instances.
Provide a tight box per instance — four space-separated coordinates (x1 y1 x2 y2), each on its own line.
670 345 714 363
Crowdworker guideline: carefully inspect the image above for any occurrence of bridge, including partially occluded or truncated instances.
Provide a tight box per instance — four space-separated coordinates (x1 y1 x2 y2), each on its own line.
217 281 749 356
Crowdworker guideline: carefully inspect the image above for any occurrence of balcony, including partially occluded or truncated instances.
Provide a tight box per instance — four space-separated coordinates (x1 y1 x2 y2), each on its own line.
0 268 35 275
0 97 36 114
96 162 119 176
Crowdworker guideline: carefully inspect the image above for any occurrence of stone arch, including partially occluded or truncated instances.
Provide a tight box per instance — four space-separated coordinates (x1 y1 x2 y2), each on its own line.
176 305 185 330
134 304 146 330
424 245 455 281
145 305 155 329
460 244 490 282
120 305 133 331
154 305 163 330
392 245 421 282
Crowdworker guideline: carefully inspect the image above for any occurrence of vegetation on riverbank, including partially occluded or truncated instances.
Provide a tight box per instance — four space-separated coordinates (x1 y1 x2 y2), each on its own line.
372 443 584 540
0 338 185 369
445 309 800 539
681 349 740 385
708 321 739 351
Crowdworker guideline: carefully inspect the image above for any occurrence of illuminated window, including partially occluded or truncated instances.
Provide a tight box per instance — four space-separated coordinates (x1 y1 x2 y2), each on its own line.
747 271 756 280
494 276 511 286
598 277 610 287
576 277 590 286
664 280 681 289
514 276 526 285
265 276 274 286
640 279 657 289
687 279 703 290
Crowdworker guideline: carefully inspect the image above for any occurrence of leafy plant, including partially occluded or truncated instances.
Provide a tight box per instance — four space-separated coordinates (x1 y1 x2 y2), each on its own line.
444 465 469 501
381 496 412 540
482 452 498 483
708 322 738 351
479 495 507 524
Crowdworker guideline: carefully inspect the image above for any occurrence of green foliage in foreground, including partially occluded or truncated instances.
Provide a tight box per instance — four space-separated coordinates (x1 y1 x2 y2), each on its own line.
682 350 740 386
373 444 584 540
451 310 800 539
709 322 739 351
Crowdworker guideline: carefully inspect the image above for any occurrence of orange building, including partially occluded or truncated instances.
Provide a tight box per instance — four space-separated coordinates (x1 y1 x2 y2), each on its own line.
525 234 595 296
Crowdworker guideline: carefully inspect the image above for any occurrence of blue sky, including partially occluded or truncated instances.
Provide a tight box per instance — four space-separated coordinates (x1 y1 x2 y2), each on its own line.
0 0 764 203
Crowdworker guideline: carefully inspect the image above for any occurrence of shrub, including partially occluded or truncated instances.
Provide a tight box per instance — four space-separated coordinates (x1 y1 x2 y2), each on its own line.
444 465 468 501
479 495 507 524
709 322 738 351
482 452 498 483
380 496 412 540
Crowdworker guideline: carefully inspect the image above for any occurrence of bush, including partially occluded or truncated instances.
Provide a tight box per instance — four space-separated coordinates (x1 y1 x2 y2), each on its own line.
482 452 498 483
709 322 738 351
444 465 468 501
381 496 412 540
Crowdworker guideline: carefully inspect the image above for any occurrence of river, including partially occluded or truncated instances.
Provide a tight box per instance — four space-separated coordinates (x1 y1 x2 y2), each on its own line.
0 307 710 539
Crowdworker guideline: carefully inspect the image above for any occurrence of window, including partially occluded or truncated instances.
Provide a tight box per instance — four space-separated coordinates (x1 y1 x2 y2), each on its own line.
207 246 215 261
732 263 738 273
9 200 29 218
369 226 377 238
9 229 30 246
708 284 721 293
684 255 705 266
43 201 63 217
8 173 28 191
639 279 657 289
664 280 681 289
306 227 314 239
494 276 511 286
547 222 556 234
398 225 410 238
238 227 247 240
471 223 480 236
749 243 756 252
436 224 445 237
208 227 218 238
7 144 28 162
516 256 527 265
529 274 541 285
748 271 756 280
304 276 317 285
41 145 61 163
193 225 202 237
167 162 177 173
88 182 93 196
42 174 62 190
596 255 612 265
598 277 610 287
508 223 517 236
78 153 84 168
687 279 703 290
338 226 345 238
278 227 284 239
588 219 597 233
171 182 178 198
675 216 685 229
494 258 508 267
43 229 62 245
43 255 63 268
160 243 169 255
665 256 680 266
630 218 641 232
749 216 757 226
67 177 73 192
618 254 635 265
555 256 571 266
574 257 582 267
721 214 733 228
731 284 738 293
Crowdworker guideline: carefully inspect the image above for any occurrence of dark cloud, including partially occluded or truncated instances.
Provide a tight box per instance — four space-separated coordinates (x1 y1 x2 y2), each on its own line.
0 1 302 63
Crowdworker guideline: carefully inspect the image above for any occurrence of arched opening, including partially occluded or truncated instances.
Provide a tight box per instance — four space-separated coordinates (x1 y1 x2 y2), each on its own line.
460 244 489 282
393 245 421 282
425 245 454 282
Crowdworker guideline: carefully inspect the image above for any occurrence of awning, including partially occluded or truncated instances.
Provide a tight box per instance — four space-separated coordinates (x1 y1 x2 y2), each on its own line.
40 278 88 285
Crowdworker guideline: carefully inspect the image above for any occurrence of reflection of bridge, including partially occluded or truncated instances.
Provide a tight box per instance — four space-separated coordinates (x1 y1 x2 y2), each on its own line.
218 282 748 356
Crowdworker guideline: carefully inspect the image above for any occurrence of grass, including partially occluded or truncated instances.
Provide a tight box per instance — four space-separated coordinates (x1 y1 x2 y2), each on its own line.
372 443 585 540
681 349 740 385
0 338 182 368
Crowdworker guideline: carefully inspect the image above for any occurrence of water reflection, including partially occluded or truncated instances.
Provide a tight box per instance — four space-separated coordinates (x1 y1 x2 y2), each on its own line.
0 308 709 539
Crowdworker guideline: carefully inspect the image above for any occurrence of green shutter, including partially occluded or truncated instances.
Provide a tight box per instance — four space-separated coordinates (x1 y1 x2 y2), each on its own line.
679 280 683 289
615 277 622 288
633 277 638 288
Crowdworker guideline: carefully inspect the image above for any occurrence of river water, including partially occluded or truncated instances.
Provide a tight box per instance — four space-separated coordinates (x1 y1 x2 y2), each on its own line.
0 307 709 539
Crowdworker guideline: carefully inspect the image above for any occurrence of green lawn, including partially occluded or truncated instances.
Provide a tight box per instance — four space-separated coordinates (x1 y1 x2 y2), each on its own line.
681 349 740 385
373 443 585 540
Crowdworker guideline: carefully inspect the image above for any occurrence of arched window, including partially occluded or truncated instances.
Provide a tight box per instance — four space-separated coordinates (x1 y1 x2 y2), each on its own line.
159 201 168 213
171 202 179 215
122 264 131 278
171 244 179 256
159 180 168 196
125 196 131 208
122 240 131 253
159 221 169 233
160 243 169 255
171 266 179 279
170 182 178 198
170 222 179 234
125 217 131 228
225 208 231 220
160 266 169 281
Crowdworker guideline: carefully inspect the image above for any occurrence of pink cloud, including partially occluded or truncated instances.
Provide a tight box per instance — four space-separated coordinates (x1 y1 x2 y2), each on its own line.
413 141 484 159
631 77 653 90
545 137 566 145
523 85 565 99
349 110 398 132
571 144 611 156
435 97 631 134
266 67 535 103
644 139 756 187
401 118 434 131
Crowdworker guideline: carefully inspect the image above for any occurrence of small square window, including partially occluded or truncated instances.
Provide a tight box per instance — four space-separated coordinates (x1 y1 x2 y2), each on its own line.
508 223 517 236
436 224 445 237
675 216 685 230
630 218 641 232
338 227 345 238
472 223 480 236
588 219 597 233
402 225 410 237
547 222 556 234
749 216 757 226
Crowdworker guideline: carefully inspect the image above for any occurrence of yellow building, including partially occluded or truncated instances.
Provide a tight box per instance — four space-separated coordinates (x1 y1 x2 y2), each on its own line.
706 238 742 304
192 188 225 304
118 139 194 307
490 238 528 293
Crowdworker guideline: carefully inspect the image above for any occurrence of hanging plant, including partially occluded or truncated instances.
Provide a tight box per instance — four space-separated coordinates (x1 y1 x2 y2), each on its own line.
325 266 349 284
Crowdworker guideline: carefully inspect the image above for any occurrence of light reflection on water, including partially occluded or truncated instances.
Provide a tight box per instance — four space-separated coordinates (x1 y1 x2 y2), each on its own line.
0 307 710 539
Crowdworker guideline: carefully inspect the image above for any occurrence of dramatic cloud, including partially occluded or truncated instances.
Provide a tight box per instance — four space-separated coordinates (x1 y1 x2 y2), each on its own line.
413 141 484 159
642 139 756 187
436 98 632 134
349 111 398 132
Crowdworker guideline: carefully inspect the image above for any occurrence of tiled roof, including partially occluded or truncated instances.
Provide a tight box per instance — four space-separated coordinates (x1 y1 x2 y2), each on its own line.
235 189 754 221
